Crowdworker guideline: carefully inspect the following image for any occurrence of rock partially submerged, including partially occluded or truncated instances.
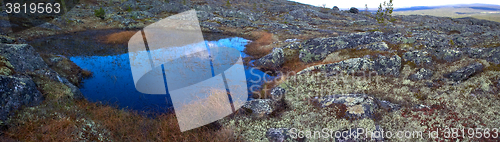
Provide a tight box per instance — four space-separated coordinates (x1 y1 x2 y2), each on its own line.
253 48 285 69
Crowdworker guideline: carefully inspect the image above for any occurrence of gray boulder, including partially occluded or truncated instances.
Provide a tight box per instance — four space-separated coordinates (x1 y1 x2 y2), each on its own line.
266 128 292 142
409 68 434 81
299 32 385 63
254 48 285 69
373 55 402 76
242 99 278 117
0 44 48 72
444 62 484 82
0 75 43 122
332 6 339 11
312 94 400 119
462 47 500 65
349 7 359 14
270 87 286 101
403 50 433 66
431 48 463 63
298 54 401 77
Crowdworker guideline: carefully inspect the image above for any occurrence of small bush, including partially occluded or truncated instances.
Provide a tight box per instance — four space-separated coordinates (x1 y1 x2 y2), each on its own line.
94 7 105 20
226 0 231 8
376 0 395 23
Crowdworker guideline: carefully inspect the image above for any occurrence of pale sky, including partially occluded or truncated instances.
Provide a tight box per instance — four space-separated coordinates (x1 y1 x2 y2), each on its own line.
290 0 500 9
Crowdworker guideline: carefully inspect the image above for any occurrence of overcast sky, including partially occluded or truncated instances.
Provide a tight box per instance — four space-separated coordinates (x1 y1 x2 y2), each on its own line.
290 0 500 9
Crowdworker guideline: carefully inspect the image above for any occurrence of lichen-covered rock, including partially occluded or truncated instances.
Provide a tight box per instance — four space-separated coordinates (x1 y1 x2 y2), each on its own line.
356 42 389 51
0 75 43 122
408 68 434 81
298 54 401 77
299 32 384 63
373 55 401 77
348 20 373 26
254 48 285 69
266 128 292 142
33 69 84 100
242 99 277 117
403 50 433 66
462 47 500 65
0 44 48 72
312 94 399 119
270 87 286 101
444 62 484 82
40 54 91 86
431 48 463 63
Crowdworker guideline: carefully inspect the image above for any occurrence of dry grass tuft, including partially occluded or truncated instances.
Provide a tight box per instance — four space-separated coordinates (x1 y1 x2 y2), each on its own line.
102 31 137 44
243 31 276 58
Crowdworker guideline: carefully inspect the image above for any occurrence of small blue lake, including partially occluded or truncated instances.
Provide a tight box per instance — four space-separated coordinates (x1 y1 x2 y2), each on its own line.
68 37 271 114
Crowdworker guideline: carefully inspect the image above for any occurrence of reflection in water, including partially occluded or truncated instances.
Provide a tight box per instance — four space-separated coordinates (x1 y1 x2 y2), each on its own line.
70 37 272 114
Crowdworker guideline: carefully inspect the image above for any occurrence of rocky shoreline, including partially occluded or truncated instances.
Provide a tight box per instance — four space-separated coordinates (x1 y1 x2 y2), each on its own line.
1 0 500 141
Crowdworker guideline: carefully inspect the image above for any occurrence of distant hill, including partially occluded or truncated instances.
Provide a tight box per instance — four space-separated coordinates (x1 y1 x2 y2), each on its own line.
393 4 500 23
394 4 500 11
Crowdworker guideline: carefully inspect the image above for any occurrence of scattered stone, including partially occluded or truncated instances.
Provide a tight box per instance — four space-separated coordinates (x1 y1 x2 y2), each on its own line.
299 32 384 63
266 128 292 142
463 47 500 65
0 44 49 73
242 99 277 117
0 75 43 122
403 50 433 66
373 55 402 77
254 48 285 69
413 104 431 110
312 94 399 119
432 48 463 63
38 22 61 31
298 54 401 77
357 42 389 51
349 7 359 14
408 68 434 81
270 87 286 101
444 62 484 82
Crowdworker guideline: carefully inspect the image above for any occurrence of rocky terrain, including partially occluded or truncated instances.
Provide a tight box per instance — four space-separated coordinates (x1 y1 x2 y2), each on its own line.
1 0 500 141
